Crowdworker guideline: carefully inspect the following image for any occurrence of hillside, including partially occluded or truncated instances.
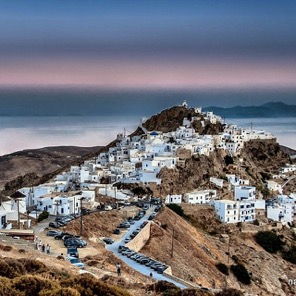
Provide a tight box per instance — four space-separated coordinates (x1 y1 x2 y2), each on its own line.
203 102 296 118
141 206 296 296
0 146 101 190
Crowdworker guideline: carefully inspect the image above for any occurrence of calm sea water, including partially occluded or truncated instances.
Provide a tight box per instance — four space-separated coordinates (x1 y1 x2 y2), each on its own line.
1 88 296 155
1 116 295 156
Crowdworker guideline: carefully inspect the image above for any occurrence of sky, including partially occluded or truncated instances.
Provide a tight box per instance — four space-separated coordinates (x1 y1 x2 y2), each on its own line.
1 0 296 90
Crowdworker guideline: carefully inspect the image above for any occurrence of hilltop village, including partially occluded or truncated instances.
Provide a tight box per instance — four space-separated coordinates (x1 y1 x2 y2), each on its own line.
1 102 295 230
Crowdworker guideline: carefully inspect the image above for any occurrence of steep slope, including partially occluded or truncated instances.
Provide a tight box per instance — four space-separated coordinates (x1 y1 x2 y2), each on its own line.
141 207 296 296
0 146 101 191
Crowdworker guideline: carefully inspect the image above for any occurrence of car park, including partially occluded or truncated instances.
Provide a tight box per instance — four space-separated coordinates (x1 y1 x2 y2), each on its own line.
66 256 84 269
47 230 62 236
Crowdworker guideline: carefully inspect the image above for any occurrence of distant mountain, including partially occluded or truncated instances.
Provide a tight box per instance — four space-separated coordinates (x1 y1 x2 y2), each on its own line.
203 102 296 118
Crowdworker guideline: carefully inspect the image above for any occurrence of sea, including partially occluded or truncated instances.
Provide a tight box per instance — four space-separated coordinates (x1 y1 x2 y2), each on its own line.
1 88 296 156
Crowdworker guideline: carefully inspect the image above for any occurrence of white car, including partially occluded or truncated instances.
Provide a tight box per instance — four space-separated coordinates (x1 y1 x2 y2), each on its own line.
66 256 84 269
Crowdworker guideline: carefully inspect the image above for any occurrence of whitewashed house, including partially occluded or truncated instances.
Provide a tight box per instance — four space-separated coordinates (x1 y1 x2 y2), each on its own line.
184 189 217 204
214 200 240 223
210 177 224 188
266 180 283 194
234 186 256 201
267 204 293 224
165 195 182 204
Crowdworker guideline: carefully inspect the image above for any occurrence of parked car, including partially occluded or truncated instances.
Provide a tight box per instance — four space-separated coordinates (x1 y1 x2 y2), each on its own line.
118 245 128 253
113 228 121 235
66 256 84 269
47 230 62 236
118 222 130 228
143 204 149 210
102 237 114 244
48 222 60 228
124 237 131 243
54 232 72 240
64 238 87 248
67 246 79 258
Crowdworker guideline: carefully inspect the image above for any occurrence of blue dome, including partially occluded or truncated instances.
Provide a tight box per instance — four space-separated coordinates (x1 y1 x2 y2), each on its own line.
150 131 158 136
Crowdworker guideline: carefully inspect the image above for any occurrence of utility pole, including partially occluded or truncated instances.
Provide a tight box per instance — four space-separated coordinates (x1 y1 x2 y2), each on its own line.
79 197 85 236
73 196 76 216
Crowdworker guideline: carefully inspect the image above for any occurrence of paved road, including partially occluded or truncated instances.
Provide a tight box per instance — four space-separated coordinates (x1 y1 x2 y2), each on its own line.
106 206 187 289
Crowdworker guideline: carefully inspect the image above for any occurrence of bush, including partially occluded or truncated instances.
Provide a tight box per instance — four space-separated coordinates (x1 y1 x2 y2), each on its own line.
38 211 49 222
230 264 251 285
11 275 58 296
215 288 244 296
282 246 296 264
255 231 283 253
166 204 185 218
216 262 229 275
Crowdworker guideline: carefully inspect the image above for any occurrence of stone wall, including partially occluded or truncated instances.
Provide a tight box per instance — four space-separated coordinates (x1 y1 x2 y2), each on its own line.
125 222 151 252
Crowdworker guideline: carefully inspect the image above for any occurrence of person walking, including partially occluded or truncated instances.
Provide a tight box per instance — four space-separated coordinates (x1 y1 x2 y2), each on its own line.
116 263 121 276
42 244 45 252
46 244 50 254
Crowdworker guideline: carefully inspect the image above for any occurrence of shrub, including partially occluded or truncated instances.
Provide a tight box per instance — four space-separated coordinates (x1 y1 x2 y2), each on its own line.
0 258 25 278
18 258 49 274
2 245 13 252
38 211 49 222
11 275 58 296
216 262 229 275
255 231 283 253
282 246 296 264
230 264 251 285
215 288 244 296
39 287 80 296
166 204 185 218
147 280 180 295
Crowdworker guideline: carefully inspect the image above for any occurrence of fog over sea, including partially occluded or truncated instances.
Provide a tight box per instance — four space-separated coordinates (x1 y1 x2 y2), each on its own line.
1 88 296 156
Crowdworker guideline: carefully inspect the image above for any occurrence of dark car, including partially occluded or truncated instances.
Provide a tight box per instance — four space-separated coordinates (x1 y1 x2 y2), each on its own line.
143 204 149 210
47 230 62 236
54 232 72 240
64 238 87 248
118 245 128 253
118 222 130 228
49 222 60 228
102 237 114 244
67 246 79 258
113 228 121 235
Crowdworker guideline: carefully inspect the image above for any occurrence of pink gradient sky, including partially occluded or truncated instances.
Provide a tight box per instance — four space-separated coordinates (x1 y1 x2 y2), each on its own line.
1 57 296 90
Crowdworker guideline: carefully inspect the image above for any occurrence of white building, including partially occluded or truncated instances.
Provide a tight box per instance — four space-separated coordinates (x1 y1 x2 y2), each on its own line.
165 195 182 204
267 204 293 224
184 189 217 204
214 200 240 223
266 180 283 194
234 186 256 201
210 177 224 188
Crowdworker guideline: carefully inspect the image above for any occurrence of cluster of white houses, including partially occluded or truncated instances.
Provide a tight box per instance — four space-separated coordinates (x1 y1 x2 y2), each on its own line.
0 104 294 229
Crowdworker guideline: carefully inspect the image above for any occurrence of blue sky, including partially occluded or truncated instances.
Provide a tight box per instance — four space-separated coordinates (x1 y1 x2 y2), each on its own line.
0 1 296 89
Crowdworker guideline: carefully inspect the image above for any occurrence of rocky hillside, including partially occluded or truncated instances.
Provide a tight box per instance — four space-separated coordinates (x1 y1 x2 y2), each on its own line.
141 206 296 296
132 105 224 135
0 146 101 192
